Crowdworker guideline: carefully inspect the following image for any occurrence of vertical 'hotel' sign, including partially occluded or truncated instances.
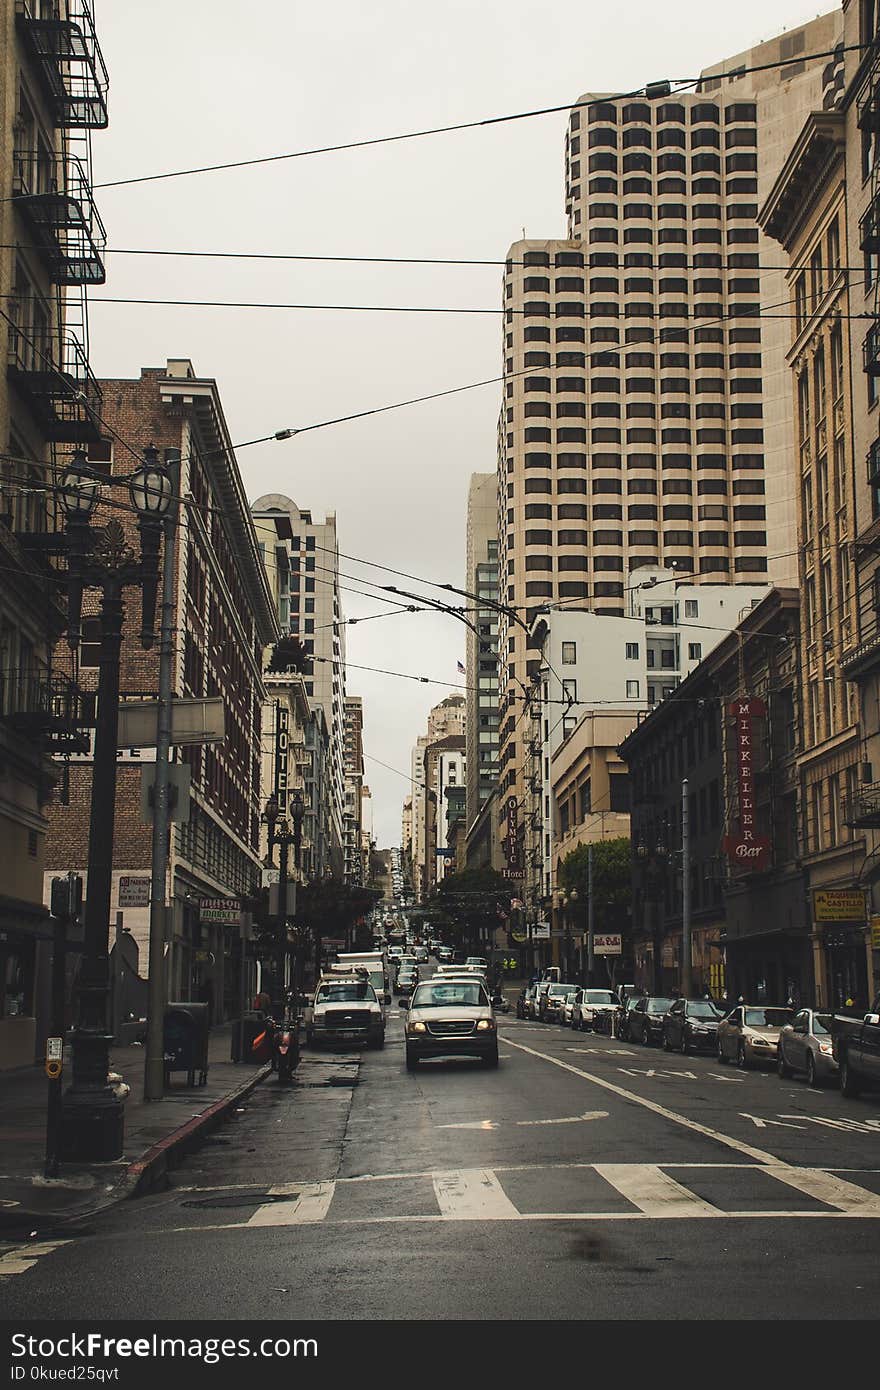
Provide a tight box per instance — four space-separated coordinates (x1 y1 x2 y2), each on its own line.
723 696 771 872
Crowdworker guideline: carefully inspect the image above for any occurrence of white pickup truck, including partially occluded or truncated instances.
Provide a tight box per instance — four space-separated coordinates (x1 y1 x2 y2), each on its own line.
306 975 385 1050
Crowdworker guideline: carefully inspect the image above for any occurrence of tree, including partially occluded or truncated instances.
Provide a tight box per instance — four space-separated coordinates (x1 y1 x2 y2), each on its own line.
429 868 513 953
558 837 632 979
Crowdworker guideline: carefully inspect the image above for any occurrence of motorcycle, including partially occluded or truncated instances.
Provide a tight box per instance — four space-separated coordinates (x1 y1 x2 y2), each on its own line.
275 992 300 1082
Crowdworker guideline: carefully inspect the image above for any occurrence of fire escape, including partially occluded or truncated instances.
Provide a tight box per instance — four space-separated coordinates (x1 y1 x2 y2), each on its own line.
8 0 108 445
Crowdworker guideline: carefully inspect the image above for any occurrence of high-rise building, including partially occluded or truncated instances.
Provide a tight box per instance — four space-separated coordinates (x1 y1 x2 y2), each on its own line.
464 474 501 834
250 495 345 878
498 14 842 869
0 0 108 1067
407 694 467 899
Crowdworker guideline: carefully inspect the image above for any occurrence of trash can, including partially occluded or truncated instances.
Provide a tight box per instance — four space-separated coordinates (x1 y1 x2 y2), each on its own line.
163 1002 210 1087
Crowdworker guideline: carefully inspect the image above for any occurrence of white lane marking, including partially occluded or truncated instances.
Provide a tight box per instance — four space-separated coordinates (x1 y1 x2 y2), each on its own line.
565 1047 637 1056
432 1169 520 1220
0 1241 70 1277
739 1113 807 1130
617 1068 698 1079
761 1167 880 1215
247 1180 335 1226
516 1111 608 1127
778 1113 880 1134
594 1163 722 1218
437 1119 499 1130
503 1036 782 1165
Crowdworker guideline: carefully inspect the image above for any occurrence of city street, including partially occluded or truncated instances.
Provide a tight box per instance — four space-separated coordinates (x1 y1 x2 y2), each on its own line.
3 1005 880 1321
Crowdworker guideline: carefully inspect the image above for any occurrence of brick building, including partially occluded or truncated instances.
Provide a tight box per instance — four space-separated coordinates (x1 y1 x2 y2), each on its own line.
44 359 278 1020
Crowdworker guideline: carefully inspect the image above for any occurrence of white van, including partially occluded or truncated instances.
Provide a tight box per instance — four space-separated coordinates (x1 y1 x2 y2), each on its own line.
334 952 391 1007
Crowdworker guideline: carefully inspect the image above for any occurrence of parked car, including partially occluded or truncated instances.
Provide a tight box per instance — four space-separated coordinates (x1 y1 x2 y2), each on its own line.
403 977 498 1070
436 946 454 963
618 993 646 1041
541 983 579 1023
663 997 724 1054
778 1008 838 1087
559 989 580 1027
627 995 676 1046
533 980 553 1019
716 1003 793 1068
832 995 880 1097
572 988 624 1033
522 983 540 1019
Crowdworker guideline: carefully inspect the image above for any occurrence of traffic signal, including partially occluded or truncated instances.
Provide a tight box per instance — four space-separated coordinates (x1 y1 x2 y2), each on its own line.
50 873 83 923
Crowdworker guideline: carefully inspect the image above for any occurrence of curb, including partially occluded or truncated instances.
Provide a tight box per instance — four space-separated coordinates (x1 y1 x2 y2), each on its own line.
5 1064 273 1239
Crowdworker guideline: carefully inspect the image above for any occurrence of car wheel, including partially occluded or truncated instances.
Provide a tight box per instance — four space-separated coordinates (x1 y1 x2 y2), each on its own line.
680 1033 689 1056
737 1042 751 1070
405 1048 419 1073
643 1027 652 1046
806 1053 819 1088
777 1047 792 1079
840 1056 860 1098
717 1039 727 1064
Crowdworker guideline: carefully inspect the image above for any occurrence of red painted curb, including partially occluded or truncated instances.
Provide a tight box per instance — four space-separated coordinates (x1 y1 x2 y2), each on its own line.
122 1064 272 1194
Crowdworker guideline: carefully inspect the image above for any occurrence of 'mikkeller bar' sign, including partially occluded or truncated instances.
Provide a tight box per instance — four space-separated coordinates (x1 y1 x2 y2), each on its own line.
723 696 771 872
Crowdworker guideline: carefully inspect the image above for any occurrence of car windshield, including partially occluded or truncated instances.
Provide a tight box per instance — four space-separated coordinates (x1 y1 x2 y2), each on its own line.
411 983 486 1009
583 990 616 1004
744 1008 793 1027
316 983 376 1003
647 997 675 1014
686 1001 723 1019
813 1013 832 1035
549 985 577 998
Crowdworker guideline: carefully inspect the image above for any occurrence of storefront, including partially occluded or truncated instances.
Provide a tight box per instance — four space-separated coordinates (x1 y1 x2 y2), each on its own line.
811 889 872 1011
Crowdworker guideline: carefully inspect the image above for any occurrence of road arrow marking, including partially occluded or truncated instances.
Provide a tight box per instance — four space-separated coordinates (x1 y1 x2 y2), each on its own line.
738 1113 806 1130
437 1119 499 1130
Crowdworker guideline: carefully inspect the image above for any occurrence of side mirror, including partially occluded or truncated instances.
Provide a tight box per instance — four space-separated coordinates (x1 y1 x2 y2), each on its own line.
400 999 409 1010
865 1013 880 1026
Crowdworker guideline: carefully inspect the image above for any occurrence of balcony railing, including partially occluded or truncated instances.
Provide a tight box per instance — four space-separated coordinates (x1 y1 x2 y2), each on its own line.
864 326 880 378
861 199 880 255
858 79 880 133
0 668 88 752
12 150 106 284
7 324 103 441
868 438 880 489
844 783 880 829
15 0 109 129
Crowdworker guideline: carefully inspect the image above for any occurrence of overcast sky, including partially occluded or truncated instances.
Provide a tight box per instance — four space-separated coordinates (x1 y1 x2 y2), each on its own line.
91 0 828 847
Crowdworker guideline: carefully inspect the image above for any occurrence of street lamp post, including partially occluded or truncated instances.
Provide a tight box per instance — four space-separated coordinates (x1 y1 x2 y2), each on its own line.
58 447 172 1161
263 789 306 1014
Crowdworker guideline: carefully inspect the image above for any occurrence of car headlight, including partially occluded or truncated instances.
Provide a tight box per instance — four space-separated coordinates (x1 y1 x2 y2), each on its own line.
407 1021 427 1034
476 1019 496 1032
750 1036 770 1046
818 1042 834 1056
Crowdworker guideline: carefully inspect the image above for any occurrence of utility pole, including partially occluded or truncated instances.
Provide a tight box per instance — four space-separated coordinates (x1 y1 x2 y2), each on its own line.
681 777 691 999
587 842 594 986
144 449 181 1101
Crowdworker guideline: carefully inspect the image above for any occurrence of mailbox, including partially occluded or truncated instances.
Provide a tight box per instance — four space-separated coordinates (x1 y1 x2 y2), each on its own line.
163 1002 210 1087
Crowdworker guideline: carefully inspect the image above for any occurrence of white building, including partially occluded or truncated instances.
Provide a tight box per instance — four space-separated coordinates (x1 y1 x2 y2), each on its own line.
531 568 770 900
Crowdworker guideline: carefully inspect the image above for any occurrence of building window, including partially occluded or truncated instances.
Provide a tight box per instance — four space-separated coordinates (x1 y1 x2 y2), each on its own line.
688 642 702 660
562 718 577 738
561 641 577 664
562 678 577 703
625 642 639 659
626 679 640 698
684 599 698 618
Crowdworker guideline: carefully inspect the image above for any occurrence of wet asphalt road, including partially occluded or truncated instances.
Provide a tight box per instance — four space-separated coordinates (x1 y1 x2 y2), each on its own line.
3 997 880 1320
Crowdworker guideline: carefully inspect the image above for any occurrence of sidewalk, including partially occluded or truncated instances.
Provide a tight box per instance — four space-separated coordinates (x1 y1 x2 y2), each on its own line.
0 1024 271 1240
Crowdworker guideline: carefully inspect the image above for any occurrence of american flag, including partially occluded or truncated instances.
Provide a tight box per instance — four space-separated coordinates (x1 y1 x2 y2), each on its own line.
457 661 466 674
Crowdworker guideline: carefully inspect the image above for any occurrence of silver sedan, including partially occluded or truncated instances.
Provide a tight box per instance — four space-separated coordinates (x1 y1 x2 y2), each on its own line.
777 1008 838 1087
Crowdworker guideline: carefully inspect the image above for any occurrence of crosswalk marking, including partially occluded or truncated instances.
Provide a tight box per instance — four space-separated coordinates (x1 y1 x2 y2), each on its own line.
247 1180 336 1226
594 1164 722 1218
761 1166 880 1215
432 1169 520 1220
0 1241 69 1277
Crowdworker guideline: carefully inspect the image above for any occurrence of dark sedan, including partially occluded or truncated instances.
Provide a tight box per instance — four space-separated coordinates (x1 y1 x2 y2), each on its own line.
628 995 676 1046
663 997 724 1054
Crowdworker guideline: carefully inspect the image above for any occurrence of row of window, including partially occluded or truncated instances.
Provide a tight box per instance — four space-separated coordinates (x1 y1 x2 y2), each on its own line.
513 533 766 563
570 102 755 128
513 353 762 371
572 178 757 199
507 427 766 445
521 377 760 394
575 127 756 152
507 326 761 345
585 202 757 221
566 152 758 176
